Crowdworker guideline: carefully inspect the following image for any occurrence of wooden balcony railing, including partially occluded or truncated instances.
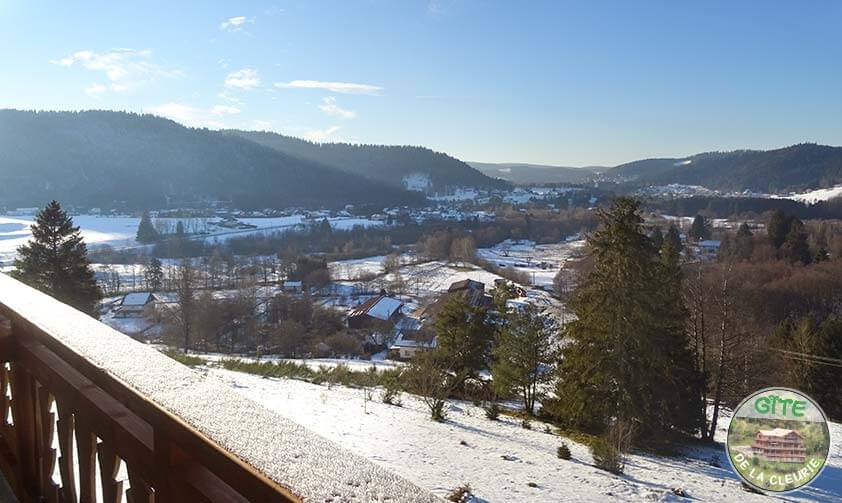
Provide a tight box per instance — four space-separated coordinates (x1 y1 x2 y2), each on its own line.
0 274 436 503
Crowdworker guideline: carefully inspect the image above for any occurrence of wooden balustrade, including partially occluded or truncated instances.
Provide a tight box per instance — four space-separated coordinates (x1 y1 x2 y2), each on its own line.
0 307 299 503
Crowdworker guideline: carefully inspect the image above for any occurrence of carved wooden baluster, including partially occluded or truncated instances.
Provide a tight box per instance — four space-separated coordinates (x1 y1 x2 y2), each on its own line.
126 464 155 503
10 362 38 499
0 364 8 428
75 419 97 503
36 383 59 503
56 400 78 503
97 441 124 503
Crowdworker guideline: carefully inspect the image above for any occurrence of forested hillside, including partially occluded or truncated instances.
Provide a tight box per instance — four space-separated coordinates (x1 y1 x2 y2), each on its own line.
0 110 422 210
609 144 842 193
229 130 508 193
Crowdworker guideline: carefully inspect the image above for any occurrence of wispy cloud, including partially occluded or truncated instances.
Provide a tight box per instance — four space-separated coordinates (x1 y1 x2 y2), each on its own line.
274 80 383 95
304 126 341 142
85 83 108 97
225 68 260 89
210 105 241 116
50 48 181 95
217 91 243 104
220 16 253 32
318 97 356 119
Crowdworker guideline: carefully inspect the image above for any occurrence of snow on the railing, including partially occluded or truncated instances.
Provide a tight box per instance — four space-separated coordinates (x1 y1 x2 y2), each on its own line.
0 274 439 503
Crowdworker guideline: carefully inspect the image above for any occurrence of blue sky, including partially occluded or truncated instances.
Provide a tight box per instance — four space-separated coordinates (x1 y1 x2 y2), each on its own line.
1 1 841 166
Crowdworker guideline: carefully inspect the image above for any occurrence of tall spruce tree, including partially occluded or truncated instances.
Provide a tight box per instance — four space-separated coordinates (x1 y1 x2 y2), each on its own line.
782 218 811 264
435 294 491 380
145 257 164 292
12 201 102 316
767 209 791 248
552 198 702 444
136 210 159 243
491 304 557 414
688 214 711 241
665 225 683 254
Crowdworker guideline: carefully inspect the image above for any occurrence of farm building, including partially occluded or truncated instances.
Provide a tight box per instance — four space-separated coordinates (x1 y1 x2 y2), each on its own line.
751 428 806 463
347 295 404 329
114 292 158 318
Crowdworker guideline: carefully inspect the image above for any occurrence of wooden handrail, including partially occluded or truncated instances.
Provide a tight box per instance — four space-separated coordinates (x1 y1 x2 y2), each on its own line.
0 274 437 503
0 276 301 503
0 311 299 503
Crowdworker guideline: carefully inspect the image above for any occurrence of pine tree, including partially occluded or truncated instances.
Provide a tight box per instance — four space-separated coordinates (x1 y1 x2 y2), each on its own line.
145 257 164 292
552 198 702 444
435 294 491 380
12 201 102 316
175 221 185 237
734 222 754 260
782 218 812 264
665 225 683 253
688 214 711 241
491 304 556 414
136 211 160 243
767 209 791 248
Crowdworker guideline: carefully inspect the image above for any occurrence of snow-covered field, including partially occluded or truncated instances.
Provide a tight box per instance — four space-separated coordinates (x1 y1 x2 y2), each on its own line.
207 368 841 502
781 186 842 204
0 213 383 267
477 239 585 289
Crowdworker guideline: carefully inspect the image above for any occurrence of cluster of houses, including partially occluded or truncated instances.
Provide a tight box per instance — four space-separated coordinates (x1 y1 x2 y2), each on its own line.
106 272 528 361
343 278 506 360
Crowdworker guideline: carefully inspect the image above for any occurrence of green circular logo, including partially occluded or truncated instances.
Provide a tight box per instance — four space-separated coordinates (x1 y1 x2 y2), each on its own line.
726 387 831 493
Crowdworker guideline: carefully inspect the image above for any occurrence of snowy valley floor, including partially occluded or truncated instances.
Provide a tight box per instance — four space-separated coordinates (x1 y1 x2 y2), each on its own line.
205 367 840 502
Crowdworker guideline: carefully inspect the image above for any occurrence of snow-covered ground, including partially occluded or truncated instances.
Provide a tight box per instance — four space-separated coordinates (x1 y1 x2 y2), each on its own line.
207 368 841 502
779 185 842 204
198 353 404 371
0 213 384 267
477 239 585 290
329 255 389 280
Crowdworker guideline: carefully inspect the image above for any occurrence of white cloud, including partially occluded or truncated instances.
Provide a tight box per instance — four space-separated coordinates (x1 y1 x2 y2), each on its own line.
304 126 341 142
274 80 383 95
220 16 253 32
146 102 224 129
50 48 181 95
318 97 356 119
210 104 241 116
217 91 243 104
85 83 107 97
225 68 260 89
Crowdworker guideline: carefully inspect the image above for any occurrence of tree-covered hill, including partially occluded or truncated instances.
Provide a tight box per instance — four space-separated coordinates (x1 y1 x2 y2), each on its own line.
0 110 423 210
608 144 842 193
228 130 508 193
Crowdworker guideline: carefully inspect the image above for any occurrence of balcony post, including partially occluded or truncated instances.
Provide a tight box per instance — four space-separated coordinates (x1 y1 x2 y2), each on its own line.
9 328 38 500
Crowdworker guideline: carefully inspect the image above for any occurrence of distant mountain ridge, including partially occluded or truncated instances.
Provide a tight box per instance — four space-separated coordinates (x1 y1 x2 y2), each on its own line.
607 144 842 193
228 130 508 193
477 144 842 195
469 161 601 185
0 110 422 210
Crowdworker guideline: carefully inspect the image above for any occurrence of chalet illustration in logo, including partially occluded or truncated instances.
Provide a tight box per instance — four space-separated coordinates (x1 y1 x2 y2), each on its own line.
751 428 806 464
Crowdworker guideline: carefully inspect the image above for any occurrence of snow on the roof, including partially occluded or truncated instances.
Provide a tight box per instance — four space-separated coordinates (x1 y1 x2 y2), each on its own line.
368 296 403 320
0 274 436 502
391 331 436 349
758 428 801 437
349 296 403 321
122 292 153 306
